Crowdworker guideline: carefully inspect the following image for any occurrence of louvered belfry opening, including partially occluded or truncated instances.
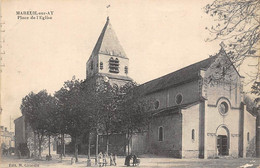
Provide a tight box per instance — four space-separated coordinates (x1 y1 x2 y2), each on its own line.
109 57 119 73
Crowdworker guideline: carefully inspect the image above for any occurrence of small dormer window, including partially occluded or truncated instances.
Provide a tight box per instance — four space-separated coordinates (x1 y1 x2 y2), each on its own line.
109 57 119 73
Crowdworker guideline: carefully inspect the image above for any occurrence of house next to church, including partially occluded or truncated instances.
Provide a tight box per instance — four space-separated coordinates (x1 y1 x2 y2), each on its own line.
85 17 256 159
14 116 59 157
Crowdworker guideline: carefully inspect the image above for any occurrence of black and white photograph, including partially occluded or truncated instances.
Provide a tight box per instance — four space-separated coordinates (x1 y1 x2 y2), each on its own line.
0 0 259 167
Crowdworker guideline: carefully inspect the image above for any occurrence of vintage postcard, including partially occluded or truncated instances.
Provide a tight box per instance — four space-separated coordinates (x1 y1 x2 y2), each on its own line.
1 0 259 167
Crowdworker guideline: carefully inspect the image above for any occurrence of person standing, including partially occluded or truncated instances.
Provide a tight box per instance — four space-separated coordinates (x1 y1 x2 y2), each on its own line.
124 154 131 166
98 152 103 167
103 152 108 166
113 153 117 166
132 154 137 166
109 153 113 166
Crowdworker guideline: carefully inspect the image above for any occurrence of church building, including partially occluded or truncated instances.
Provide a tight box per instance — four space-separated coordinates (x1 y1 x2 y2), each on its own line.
135 51 256 158
86 17 256 159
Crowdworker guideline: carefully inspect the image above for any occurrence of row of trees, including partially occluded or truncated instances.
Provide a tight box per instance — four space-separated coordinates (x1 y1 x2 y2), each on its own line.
20 76 152 162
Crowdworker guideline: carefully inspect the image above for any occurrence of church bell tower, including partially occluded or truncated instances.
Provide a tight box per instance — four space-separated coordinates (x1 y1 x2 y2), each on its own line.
86 17 132 86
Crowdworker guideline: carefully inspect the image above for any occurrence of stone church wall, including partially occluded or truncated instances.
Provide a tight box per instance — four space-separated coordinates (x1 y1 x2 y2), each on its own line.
181 103 200 158
243 108 256 157
148 112 182 158
147 80 200 111
168 80 200 107
131 132 148 155
86 54 99 78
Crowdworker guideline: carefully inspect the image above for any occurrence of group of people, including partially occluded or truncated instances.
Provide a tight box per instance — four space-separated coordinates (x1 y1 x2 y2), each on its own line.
2 147 15 156
97 152 117 167
124 154 140 167
45 154 52 161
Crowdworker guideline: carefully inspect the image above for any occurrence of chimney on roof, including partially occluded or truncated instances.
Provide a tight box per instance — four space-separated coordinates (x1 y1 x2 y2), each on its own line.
5 127 7 131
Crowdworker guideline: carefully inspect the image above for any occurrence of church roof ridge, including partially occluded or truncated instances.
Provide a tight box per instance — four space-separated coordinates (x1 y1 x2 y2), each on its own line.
137 54 218 95
91 17 127 58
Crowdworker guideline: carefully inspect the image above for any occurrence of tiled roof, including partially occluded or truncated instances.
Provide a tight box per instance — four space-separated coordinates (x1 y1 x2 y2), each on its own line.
152 100 202 117
91 17 127 58
137 55 218 95
103 73 132 81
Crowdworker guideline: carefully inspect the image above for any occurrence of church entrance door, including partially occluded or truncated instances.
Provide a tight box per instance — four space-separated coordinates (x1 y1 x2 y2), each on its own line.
216 125 230 156
217 135 228 156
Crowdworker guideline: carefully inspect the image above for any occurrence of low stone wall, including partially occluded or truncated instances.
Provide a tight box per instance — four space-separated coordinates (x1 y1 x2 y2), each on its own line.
148 147 182 158
182 150 199 158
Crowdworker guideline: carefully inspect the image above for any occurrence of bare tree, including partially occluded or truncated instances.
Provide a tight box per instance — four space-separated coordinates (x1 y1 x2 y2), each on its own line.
205 0 260 82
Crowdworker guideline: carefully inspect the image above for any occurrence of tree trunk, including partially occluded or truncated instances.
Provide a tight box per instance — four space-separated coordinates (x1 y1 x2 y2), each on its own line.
62 133 65 157
33 132 37 158
106 132 109 154
59 134 63 162
88 133 91 159
87 132 91 167
127 128 130 155
48 135 51 157
74 136 78 162
96 131 99 156
38 134 42 159
95 129 99 165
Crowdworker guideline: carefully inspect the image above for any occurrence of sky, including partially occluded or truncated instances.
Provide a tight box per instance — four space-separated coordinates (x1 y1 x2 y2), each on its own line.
1 0 256 131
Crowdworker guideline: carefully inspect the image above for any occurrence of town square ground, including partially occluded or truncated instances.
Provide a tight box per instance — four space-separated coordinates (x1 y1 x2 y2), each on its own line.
1 155 260 168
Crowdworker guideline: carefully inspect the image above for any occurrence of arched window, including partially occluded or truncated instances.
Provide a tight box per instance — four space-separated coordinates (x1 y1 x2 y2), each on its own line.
125 66 128 74
192 129 195 141
100 62 103 70
109 57 119 73
247 132 250 142
158 126 163 141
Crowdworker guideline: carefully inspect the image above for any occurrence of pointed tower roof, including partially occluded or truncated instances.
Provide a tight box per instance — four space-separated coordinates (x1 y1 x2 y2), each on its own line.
91 17 127 58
